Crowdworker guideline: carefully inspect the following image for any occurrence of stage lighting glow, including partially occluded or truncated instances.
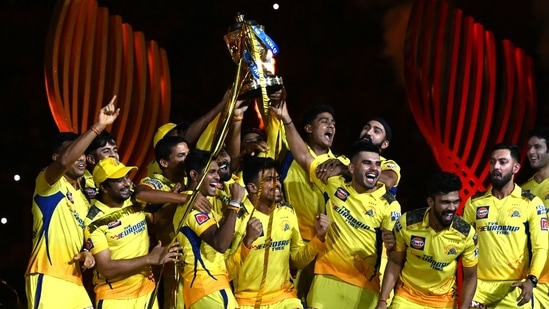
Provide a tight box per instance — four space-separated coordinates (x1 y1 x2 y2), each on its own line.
13 174 20 181
273 3 279 10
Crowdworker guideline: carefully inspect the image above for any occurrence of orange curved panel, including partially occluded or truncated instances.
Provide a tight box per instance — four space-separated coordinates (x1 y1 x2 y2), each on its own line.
112 23 136 157
45 0 172 178
45 0 73 132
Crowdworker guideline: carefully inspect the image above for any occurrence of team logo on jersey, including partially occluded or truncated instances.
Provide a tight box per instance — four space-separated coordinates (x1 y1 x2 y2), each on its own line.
445 245 457 255
391 211 401 221
410 236 425 250
473 233 478 245
473 248 479 258
365 208 374 217
509 208 521 218
395 220 403 232
85 238 94 251
66 190 74 204
476 206 489 219
385 163 398 169
537 205 546 215
107 220 121 229
335 187 349 202
194 213 210 225
280 220 290 231
541 218 548 231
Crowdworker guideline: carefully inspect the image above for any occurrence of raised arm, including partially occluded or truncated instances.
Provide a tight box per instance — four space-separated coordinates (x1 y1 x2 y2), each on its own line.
198 183 246 252
182 89 231 146
45 96 120 185
134 184 188 205
270 101 314 172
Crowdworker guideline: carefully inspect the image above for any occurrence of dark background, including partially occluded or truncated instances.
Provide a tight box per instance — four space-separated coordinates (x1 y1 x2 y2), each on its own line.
1 0 548 304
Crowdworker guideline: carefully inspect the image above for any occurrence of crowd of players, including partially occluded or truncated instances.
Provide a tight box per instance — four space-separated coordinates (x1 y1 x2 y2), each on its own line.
23 90 549 309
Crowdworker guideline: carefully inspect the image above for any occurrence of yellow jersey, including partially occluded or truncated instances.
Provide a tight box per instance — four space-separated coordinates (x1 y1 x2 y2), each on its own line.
309 157 401 291
462 184 548 280
25 169 89 285
84 200 155 299
394 207 477 306
280 147 349 241
522 177 549 283
226 200 325 306
173 199 232 307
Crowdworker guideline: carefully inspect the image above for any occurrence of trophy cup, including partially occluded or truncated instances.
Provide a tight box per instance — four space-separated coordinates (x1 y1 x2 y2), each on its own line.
224 13 284 100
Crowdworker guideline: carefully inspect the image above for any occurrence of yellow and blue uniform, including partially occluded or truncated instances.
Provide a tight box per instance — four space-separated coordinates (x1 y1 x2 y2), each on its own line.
522 177 549 308
226 200 325 308
391 207 477 308
84 201 157 308
463 185 548 307
280 147 349 242
173 198 237 308
306 157 401 309
25 169 93 308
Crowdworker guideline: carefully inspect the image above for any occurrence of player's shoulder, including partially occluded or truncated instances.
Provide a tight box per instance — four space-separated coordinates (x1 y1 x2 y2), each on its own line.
451 216 473 238
277 201 295 213
382 191 397 205
404 207 427 227
521 188 537 201
86 205 102 221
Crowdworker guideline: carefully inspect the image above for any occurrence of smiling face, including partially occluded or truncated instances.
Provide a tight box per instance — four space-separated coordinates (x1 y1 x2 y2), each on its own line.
101 174 133 204
428 191 460 228
359 120 389 151
527 136 549 170
348 150 381 193
197 160 221 197
216 149 232 182
305 112 336 150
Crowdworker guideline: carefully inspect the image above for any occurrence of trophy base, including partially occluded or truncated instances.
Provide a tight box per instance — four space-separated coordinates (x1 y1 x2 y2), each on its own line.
238 76 284 99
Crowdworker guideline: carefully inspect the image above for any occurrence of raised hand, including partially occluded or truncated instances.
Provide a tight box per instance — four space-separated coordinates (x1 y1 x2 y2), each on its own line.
243 217 263 248
96 95 120 129
316 159 345 184
314 213 331 242
229 183 246 204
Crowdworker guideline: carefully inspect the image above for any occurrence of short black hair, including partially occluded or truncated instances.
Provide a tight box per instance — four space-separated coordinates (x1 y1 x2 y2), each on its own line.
241 128 266 142
300 104 334 128
347 140 380 161
492 142 521 162
185 149 211 176
51 132 79 154
242 157 278 186
154 135 189 164
426 172 462 198
527 127 549 150
85 130 117 155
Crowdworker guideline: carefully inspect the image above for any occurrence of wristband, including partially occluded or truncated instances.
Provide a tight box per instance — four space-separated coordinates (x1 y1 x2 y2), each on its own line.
233 115 244 121
283 120 293 126
90 127 101 135
378 299 387 304
227 200 241 212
